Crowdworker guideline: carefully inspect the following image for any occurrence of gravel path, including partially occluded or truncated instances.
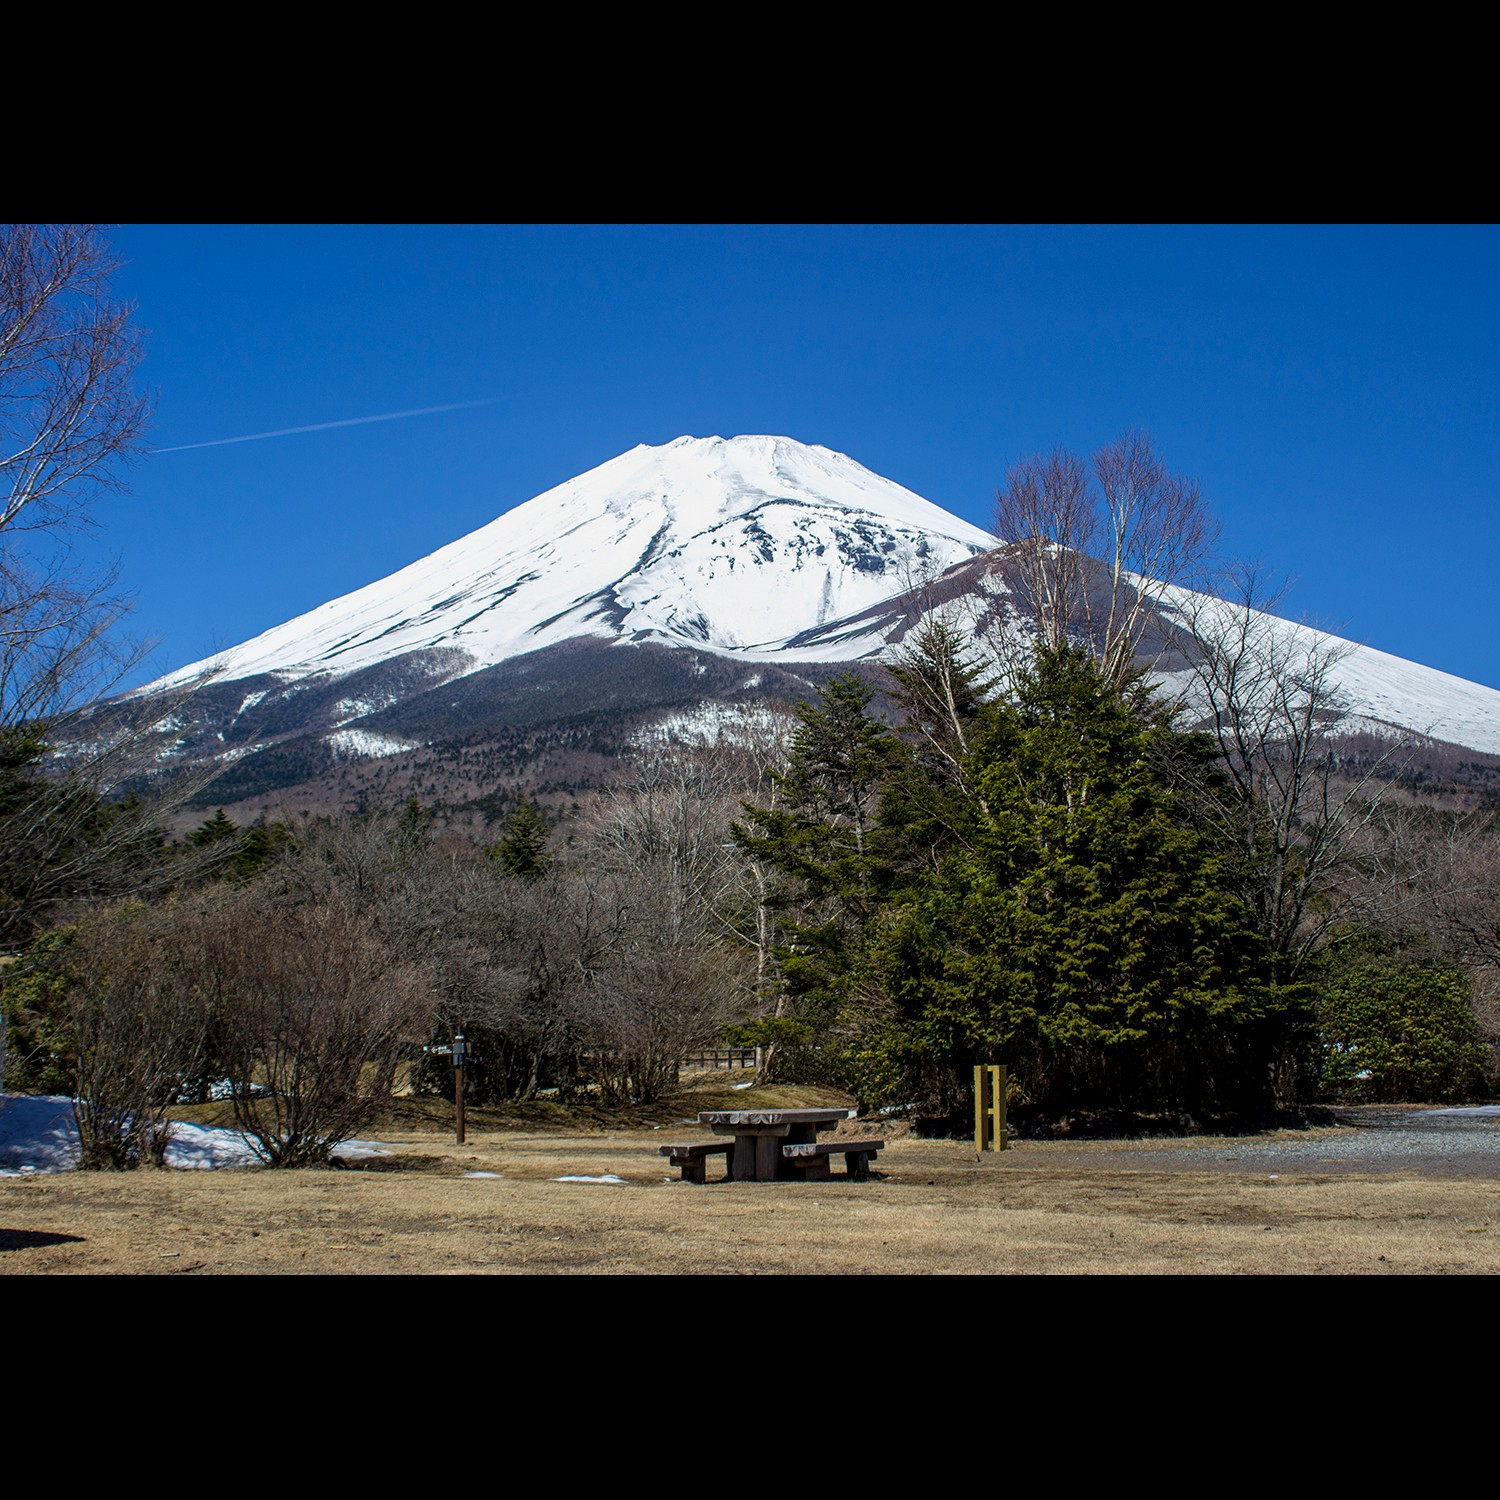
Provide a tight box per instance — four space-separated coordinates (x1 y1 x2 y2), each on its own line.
1083 1105 1500 1176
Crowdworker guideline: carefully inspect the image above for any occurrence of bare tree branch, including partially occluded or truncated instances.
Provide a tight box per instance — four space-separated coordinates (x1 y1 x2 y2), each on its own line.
992 432 1217 686
1172 565 1410 968
0 225 149 539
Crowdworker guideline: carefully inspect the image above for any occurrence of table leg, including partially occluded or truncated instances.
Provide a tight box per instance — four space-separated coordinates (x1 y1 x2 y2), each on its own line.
731 1135 758 1181
755 1134 779 1181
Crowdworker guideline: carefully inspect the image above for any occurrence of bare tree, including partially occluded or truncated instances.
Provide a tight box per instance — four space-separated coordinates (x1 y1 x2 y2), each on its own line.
1 222 151 731
0 227 204 945
580 748 755 1097
992 447 1095 658
1172 566 1406 969
992 432 1216 685
587 745 747 945
444 859 617 1102
1427 812 1500 976
0 225 148 541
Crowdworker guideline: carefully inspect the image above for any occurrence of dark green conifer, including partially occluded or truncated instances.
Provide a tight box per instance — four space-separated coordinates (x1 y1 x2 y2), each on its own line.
733 672 898 1011
392 795 432 852
187 808 237 847
869 645 1273 1114
488 796 551 880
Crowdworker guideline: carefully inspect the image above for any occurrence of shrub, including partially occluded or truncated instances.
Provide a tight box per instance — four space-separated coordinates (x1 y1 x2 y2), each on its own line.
12 907 213 1169
1 928 76 1095
208 885 433 1166
1317 964 1490 1102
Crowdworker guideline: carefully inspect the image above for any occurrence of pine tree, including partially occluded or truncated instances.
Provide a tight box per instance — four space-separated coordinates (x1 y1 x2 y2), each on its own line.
187 808 237 847
392 795 432 853
882 618 996 867
488 796 551 880
868 645 1274 1115
732 674 899 1002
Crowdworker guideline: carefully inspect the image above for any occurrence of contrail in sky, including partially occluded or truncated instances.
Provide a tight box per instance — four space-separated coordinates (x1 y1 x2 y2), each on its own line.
153 398 500 453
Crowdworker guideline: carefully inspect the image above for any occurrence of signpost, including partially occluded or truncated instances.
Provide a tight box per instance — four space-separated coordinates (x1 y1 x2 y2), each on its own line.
423 1034 469 1144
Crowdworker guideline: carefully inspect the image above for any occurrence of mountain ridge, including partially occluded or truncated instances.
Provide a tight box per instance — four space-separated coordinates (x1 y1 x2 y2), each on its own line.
105 434 1500 811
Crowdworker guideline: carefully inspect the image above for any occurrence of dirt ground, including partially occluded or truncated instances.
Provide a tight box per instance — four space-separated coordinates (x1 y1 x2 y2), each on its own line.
5 1082 1499 1275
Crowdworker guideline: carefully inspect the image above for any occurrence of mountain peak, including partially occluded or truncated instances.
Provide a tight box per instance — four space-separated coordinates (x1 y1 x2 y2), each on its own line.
144 435 995 693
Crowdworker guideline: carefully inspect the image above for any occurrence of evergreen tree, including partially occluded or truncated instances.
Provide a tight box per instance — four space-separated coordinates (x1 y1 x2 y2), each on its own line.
392 795 432 853
736 644 1290 1120
187 808 237 847
1316 960 1488 1102
488 796 551 880
882 619 996 869
868 646 1276 1115
733 673 899 1011
232 818 293 884
0 727 169 946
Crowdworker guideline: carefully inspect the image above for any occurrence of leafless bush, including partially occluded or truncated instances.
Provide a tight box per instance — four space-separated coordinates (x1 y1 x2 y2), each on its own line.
570 863 750 1104
206 882 433 1166
52 902 212 1169
421 860 608 1101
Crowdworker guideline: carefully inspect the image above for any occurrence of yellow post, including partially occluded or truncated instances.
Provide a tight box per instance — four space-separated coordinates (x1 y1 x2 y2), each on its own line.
974 1063 1009 1151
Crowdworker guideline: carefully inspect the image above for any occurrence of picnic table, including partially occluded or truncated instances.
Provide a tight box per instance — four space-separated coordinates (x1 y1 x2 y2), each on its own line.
699 1107 850 1181
654 1106 879 1184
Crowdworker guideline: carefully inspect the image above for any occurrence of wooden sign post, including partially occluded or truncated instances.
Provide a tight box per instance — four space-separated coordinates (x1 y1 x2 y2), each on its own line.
424 1033 469 1144
974 1063 1008 1152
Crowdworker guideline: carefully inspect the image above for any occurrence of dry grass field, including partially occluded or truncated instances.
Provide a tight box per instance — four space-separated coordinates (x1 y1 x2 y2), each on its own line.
5 1078 1499 1274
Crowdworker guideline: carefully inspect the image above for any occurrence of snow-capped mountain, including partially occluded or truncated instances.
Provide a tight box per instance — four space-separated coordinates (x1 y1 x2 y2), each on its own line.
147 434 993 692
116 434 1500 810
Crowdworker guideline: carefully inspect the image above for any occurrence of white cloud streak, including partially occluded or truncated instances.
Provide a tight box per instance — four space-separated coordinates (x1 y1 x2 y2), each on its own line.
153 398 500 454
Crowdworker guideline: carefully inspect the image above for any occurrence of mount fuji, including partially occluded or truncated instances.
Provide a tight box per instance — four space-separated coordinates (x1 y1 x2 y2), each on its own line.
119 434 1500 809
150 434 993 689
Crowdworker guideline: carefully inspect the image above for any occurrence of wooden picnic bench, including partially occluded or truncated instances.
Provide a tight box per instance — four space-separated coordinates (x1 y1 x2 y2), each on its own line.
659 1139 734 1183
781 1137 886 1180
696 1107 857 1181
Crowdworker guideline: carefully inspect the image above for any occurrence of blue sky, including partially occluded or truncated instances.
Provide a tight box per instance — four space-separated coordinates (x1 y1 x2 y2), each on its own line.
92 224 1500 690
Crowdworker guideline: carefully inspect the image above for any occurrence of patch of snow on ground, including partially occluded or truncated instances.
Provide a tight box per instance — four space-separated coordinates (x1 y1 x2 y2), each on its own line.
325 728 416 760
554 1174 628 1184
632 700 792 751
331 692 398 726
1419 1105 1500 1117
0 1094 389 1173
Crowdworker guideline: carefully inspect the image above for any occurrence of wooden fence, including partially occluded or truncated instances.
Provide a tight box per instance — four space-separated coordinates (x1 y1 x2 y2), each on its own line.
680 1046 760 1072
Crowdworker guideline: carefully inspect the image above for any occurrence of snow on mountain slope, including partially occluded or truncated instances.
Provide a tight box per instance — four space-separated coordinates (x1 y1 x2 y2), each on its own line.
130 432 1500 765
143 435 993 693
1151 586 1500 756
